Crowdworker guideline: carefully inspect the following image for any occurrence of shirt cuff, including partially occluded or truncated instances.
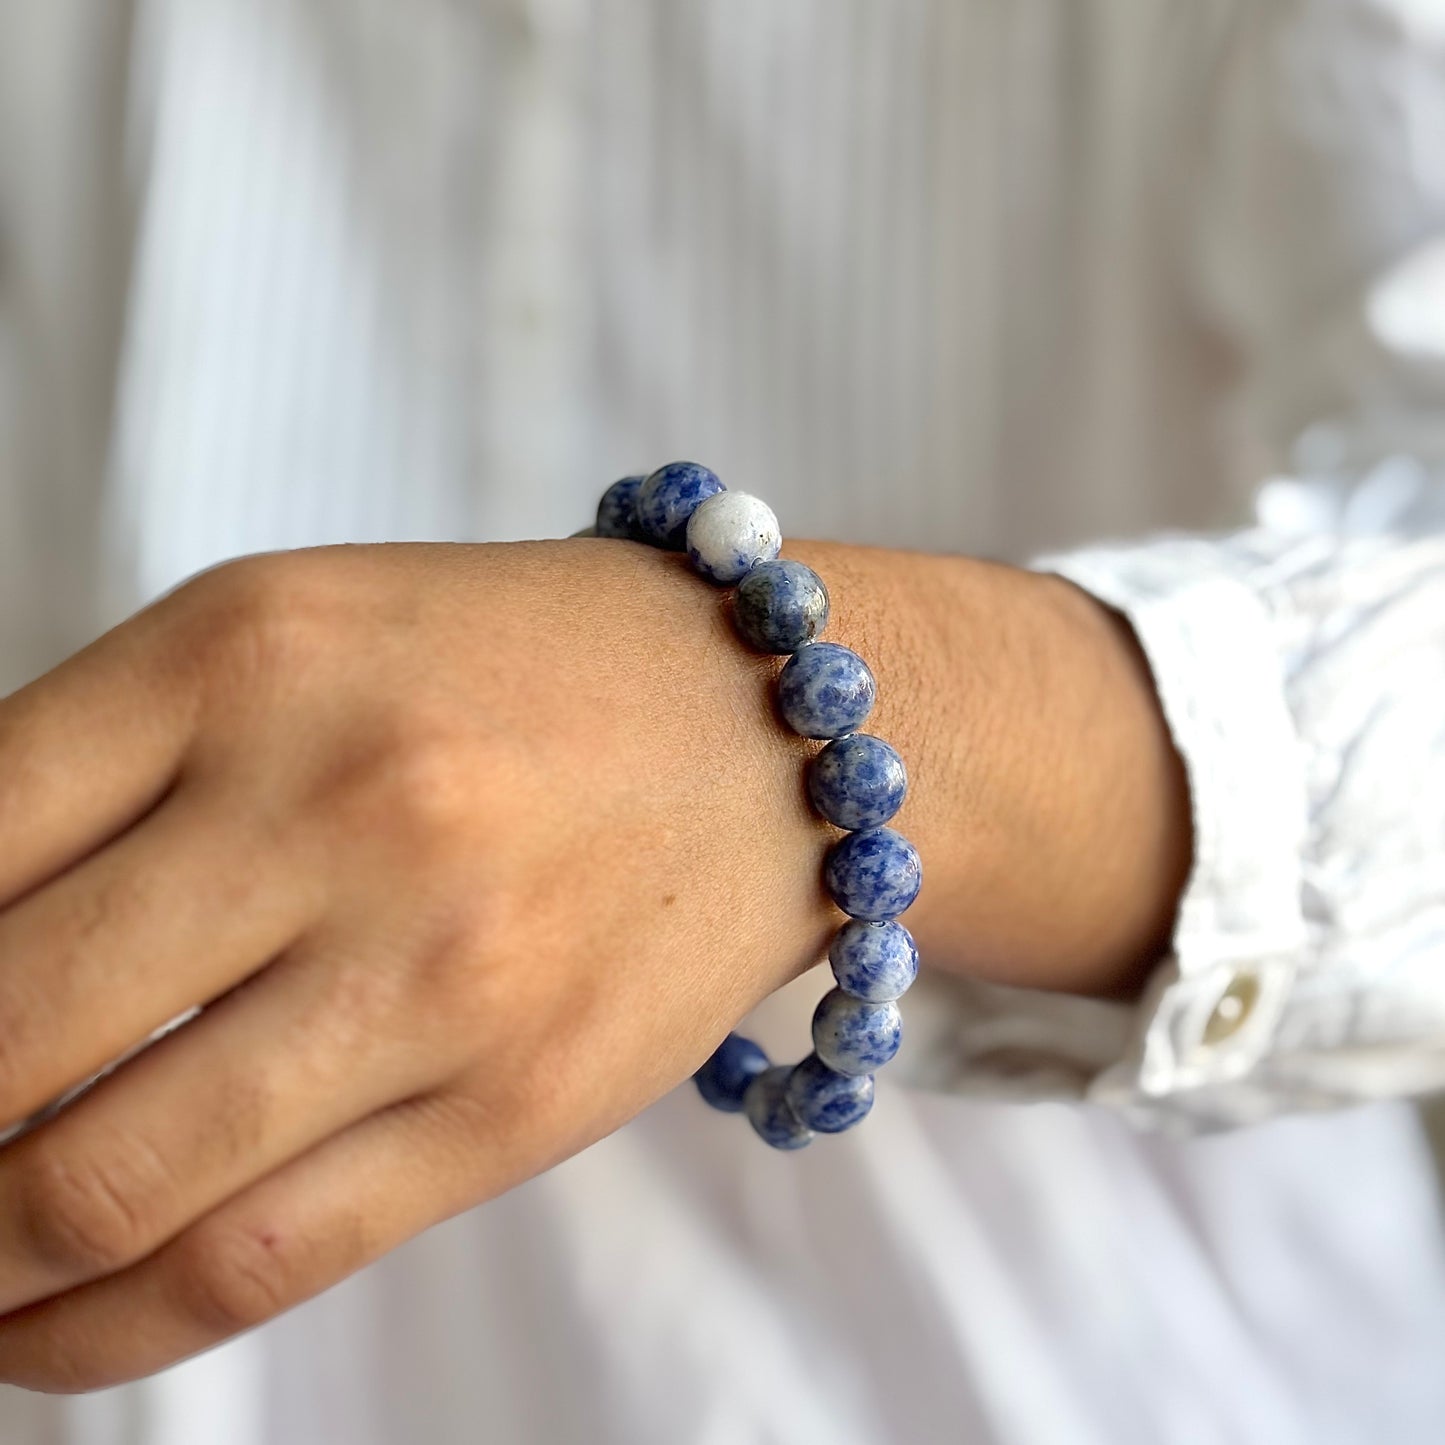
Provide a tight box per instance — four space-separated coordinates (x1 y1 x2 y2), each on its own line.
895 541 1315 1131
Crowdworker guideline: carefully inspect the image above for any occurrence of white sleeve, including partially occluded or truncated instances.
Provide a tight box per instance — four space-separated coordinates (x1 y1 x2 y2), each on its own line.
897 0 1445 1131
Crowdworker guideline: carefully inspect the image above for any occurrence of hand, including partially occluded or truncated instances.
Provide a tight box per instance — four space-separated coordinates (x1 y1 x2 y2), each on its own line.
0 537 1189 1391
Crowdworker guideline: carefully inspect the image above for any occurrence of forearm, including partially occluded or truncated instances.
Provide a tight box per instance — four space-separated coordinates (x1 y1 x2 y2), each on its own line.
759 542 1193 999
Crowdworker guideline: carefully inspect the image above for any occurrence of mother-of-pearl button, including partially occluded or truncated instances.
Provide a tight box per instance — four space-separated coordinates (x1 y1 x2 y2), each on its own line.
1202 971 1261 1045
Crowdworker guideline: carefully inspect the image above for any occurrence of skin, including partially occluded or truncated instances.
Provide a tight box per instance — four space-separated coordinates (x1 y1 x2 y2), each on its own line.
0 537 1190 1391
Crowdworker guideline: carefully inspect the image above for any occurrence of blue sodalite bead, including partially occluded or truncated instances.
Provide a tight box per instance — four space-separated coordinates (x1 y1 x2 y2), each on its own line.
785 1053 875 1132
808 732 908 831
824 826 922 920
811 989 902 1075
744 1065 815 1149
734 560 830 653
829 919 919 1002
777 643 876 739
635 461 725 549
694 1033 769 1113
596 475 646 539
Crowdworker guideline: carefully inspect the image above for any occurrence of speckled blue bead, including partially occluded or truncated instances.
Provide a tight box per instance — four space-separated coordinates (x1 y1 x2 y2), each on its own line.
694 1033 769 1113
808 733 908 831
823 826 922 920
635 461 725 549
733 560 830 653
829 920 919 1002
784 1054 875 1132
777 643 876 739
743 1065 815 1150
811 988 903 1075
595 475 646 539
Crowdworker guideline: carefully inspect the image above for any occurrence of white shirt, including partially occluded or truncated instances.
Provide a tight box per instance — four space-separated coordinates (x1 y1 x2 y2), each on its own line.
2 1 1445 1441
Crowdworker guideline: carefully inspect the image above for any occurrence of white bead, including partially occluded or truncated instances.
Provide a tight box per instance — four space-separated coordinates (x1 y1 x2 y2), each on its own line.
684 491 783 585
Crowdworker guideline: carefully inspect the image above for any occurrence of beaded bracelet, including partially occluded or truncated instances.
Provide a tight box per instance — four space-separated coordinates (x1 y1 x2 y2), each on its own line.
587 461 922 1150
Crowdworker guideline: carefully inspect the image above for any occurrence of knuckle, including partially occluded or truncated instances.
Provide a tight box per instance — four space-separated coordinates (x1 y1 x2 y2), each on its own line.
10 1343 112 1396
385 735 478 845
178 554 332 691
401 915 508 1040
18 1146 157 1276
326 723 489 871
175 1221 296 1336
396 1088 509 1178
280 957 399 1067
302 901 507 1074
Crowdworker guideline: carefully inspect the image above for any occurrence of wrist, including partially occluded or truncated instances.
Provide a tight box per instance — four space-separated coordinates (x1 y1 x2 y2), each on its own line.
784 542 1191 998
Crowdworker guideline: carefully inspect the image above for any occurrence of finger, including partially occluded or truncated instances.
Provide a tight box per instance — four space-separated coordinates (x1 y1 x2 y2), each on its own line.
0 1090 495 1394
0 607 196 907
0 780 321 1125
0 925 454 1313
